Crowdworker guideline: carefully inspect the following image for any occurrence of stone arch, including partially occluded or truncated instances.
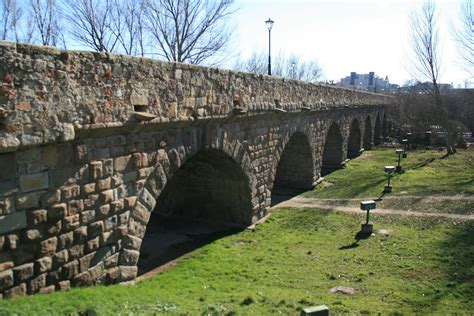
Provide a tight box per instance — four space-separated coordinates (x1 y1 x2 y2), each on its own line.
363 116 373 150
321 123 344 176
347 119 362 159
153 148 253 225
121 136 258 281
271 131 314 197
374 113 382 146
382 113 388 138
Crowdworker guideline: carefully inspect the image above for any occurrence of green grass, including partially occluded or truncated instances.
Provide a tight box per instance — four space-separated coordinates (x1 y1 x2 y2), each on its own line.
1 209 473 315
305 148 474 199
1 148 473 314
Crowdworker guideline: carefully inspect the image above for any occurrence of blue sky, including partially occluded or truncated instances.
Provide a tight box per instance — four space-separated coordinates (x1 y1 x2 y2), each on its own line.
232 0 471 86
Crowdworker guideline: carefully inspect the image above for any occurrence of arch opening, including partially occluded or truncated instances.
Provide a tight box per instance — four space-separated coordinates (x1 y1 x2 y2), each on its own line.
138 149 251 276
363 116 373 150
382 114 388 138
271 132 314 204
347 119 362 159
321 123 344 176
374 113 382 146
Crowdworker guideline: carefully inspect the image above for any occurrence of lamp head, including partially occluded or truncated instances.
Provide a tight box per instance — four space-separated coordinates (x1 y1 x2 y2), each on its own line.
384 166 395 173
265 18 274 31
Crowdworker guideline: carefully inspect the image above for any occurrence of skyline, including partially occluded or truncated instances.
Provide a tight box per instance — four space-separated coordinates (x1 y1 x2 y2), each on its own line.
233 0 472 87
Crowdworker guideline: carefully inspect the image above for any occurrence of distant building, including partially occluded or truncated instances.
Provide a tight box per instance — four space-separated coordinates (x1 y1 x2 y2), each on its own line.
338 72 396 93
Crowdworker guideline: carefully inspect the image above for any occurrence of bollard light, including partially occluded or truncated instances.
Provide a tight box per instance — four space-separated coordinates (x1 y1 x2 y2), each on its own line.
360 200 376 234
384 165 395 193
401 139 409 157
395 149 404 173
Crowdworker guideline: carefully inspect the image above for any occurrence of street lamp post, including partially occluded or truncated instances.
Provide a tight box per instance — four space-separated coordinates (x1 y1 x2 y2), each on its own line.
265 18 274 76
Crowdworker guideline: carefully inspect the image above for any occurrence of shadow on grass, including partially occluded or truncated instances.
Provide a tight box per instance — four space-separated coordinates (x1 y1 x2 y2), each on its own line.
137 215 244 277
338 230 372 250
410 157 436 170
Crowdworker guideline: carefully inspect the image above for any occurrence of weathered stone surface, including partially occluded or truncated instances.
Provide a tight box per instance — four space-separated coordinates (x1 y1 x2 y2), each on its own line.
0 42 391 297
13 263 34 282
16 192 39 209
0 270 14 291
0 211 27 234
19 172 49 193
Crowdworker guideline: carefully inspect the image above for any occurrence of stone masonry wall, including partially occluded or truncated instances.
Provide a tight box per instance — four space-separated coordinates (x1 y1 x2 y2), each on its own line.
0 42 390 298
0 41 391 154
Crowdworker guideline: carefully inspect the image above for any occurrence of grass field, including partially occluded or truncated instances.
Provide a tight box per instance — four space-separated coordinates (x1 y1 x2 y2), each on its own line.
0 149 473 315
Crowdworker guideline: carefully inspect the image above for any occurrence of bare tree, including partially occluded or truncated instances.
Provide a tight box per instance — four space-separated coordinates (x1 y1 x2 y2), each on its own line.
62 0 120 52
114 0 148 56
408 0 455 154
29 0 64 47
235 51 323 82
144 0 235 64
453 0 474 73
1 0 22 41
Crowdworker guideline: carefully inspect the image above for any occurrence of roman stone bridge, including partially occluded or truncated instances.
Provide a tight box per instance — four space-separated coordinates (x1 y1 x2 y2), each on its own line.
0 42 392 298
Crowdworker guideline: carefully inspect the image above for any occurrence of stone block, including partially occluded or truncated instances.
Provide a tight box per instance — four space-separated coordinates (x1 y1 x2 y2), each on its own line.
131 202 151 225
119 266 137 282
119 249 140 266
104 253 119 268
0 196 15 216
4 282 27 298
49 203 67 220
29 209 48 225
97 204 110 219
27 273 46 294
68 199 84 215
114 155 131 173
89 221 104 238
83 183 96 194
104 215 118 231
62 185 80 200
103 159 114 177
106 266 120 283
88 262 105 280
62 214 80 231
23 228 42 241
38 285 55 294
0 269 14 291
89 161 103 180
118 211 130 226
81 210 95 225
58 231 74 249
72 271 92 287
123 234 142 250
69 245 84 259
86 237 100 253
62 260 79 279
74 226 88 243
46 269 62 285
16 192 39 210
301 305 329 316
0 153 16 182
53 249 69 268
45 219 62 235
35 256 52 274
39 237 57 255
0 211 27 234
100 189 114 204
127 217 146 239
0 257 14 273
57 280 70 291
13 263 34 282
19 172 49 193
110 200 124 213
98 177 111 190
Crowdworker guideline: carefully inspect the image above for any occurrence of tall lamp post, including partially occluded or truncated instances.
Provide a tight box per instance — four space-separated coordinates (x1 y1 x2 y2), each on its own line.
265 18 274 75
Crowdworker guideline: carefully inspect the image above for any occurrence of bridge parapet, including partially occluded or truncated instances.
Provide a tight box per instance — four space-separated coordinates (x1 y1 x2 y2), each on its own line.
0 41 391 153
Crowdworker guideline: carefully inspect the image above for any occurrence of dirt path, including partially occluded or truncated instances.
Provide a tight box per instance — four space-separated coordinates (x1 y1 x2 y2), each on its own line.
298 194 474 202
272 196 474 220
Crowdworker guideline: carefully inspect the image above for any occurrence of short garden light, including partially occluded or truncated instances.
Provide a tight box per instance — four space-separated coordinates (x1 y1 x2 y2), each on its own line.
384 165 395 193
360 200 376 234
401 139 408 157
395 149 404 173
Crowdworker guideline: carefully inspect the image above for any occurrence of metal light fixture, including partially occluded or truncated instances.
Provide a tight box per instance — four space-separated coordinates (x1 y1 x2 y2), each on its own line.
265 18 274 75
395 149 404 173
384 165 395 193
